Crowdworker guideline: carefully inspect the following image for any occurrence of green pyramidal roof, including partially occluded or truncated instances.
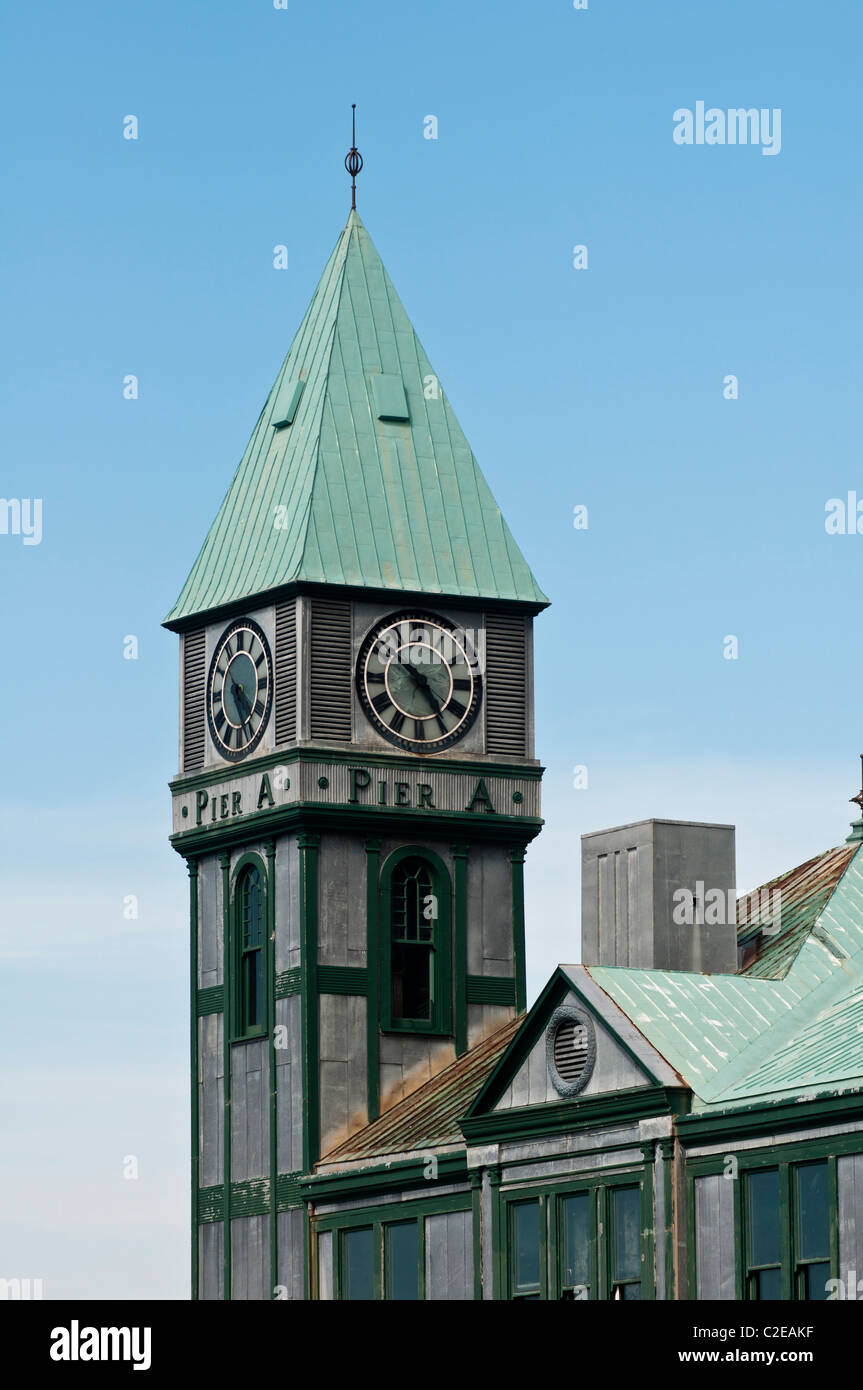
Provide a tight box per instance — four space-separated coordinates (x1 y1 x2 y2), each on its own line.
165 211 548 628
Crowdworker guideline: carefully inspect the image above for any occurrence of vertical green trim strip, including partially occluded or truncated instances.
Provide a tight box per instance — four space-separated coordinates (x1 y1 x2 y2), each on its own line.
662 1139 674 1300
489 1167 502 1300
452 844 468 1056
189 858 199 1301
365 839 381 1123
266 840 277 1299
510 847 527 1013
470 1171 482 1301
829 1154 839 1284
219 851 231 1301
299 832 320 1172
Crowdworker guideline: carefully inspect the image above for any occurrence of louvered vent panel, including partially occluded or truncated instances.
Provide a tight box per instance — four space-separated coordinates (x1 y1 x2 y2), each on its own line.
485 613 527 756
183 629 206 771
310 600 352 740
275 600 297 744
553 1021 589 1084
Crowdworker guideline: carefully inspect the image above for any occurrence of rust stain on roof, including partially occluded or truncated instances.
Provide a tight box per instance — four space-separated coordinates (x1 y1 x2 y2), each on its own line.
737 842 858 979
319 1016 521 1166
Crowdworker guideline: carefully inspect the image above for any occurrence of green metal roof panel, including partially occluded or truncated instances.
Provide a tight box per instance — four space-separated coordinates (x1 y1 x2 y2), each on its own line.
585 965 803 1103
588 841 863 1108
736 842 857 979
165 212 548 626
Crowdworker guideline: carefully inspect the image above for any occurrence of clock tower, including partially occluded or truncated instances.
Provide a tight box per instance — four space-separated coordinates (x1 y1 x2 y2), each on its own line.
165 199 548 1299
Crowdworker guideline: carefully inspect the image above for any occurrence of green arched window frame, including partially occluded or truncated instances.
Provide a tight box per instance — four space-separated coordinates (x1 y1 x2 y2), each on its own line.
231 852 269 1042
379 846 452 1036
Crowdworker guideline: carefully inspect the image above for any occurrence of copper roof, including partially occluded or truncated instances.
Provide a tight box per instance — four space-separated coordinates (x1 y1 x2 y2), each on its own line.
736 842 858 979
319 1016 521 1166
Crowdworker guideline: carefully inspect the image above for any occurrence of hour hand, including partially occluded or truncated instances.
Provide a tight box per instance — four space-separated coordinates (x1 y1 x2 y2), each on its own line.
231 680 251 724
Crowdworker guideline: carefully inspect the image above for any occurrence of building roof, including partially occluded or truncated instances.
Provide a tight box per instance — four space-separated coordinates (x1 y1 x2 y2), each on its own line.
735 841 857 979
319 1016 521 1167
588 839 863 1108
318 839 863 1175
165 211 548 629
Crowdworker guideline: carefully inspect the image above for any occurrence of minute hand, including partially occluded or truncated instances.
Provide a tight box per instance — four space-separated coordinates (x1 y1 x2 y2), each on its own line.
405 663 444 714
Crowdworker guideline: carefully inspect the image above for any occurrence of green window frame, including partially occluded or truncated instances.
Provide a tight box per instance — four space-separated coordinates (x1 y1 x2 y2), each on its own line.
231 853 268 1041
688 1136 844 1300
744 1158 834 1301
379 846 452 1035
502 1171 650 1301
315 1195 471 1300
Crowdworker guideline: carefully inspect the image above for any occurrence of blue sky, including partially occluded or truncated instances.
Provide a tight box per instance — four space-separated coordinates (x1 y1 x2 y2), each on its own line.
1 0 861 1297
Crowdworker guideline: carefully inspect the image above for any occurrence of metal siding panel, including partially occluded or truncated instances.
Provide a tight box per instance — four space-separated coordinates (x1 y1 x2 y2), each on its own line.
318 1227 334 1301
199 1221 224 1300
695 1174 736 1300
231 1041 268 1182
231 1216 268 1301
425 1213 448 1301
199 1013 223 1187
232 1219 247 1300
718 1173 736 1299
278 1209 306 1301
347 994 368 1131
838 1152 863 1286
198 855 222 988
275 835 300 974
425 1210 471 1300
276 995 303 1174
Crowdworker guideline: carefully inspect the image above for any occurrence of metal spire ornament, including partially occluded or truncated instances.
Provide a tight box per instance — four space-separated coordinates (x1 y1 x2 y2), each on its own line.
851 754 863 817
846 754 863 842
345 104 363 211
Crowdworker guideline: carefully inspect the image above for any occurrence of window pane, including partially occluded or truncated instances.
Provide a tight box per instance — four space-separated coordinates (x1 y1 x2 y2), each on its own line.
804 1262 831 1301
613 1186 641 1283
391 858 435 1021
386 1222 418 1301
343 1227 374 1301
242 868 263 948
756 1267 782 1300
391 943 432 1020
796 1162 829 1261
243 948 263 1029
563 1193 590 1293
748 1169 781 1267
514 1201 540 1292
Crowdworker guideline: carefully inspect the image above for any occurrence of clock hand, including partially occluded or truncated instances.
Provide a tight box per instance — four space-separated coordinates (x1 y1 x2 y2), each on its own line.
399 659 446 715
231 679 252 725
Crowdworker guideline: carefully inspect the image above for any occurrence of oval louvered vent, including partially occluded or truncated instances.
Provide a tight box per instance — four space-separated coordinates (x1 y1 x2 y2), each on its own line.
546 1006 595 1097
553 1020 589 1083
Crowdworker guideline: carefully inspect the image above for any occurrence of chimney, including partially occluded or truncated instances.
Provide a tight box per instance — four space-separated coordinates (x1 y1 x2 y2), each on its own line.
581 818 737 974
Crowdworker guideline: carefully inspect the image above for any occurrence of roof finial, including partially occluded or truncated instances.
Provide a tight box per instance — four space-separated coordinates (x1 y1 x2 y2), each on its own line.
847 755 863 843
345 103 363 211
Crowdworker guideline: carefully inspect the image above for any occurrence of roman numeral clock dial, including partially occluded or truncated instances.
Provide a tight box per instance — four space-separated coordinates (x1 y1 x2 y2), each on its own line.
357 612 482 754
207 618 273 762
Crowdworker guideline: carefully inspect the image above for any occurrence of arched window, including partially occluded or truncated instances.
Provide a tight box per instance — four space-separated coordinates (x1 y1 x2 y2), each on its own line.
381 848 452 1035
234 861 266 1038
391 857 435 1021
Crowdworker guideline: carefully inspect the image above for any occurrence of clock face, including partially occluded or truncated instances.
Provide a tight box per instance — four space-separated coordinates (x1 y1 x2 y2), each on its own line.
207 618 273 762
357 611 482 754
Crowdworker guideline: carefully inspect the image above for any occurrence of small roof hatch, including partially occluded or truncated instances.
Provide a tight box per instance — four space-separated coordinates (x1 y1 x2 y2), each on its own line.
371 373 409 421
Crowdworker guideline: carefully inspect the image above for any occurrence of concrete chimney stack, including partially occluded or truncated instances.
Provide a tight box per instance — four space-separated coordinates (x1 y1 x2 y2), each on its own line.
581 818 737 974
